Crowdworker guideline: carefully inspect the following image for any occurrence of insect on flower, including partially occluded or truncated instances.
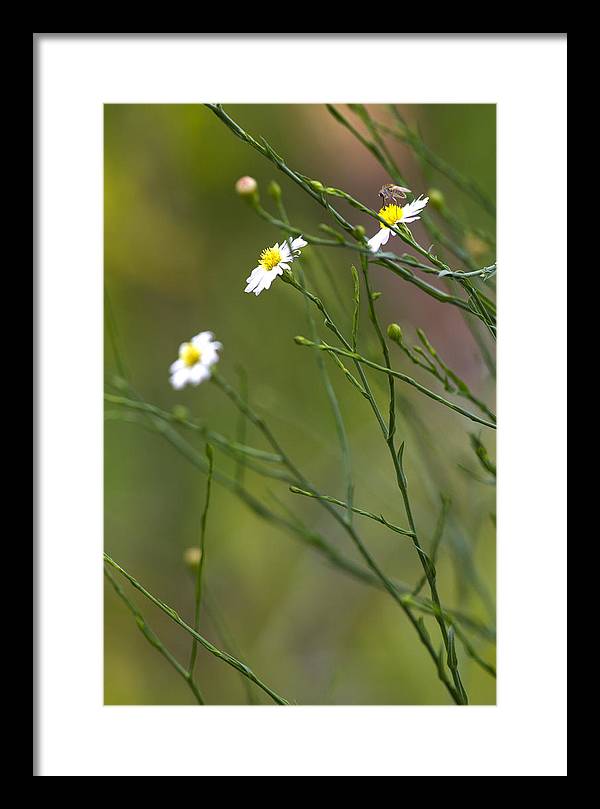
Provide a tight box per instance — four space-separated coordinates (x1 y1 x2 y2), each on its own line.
244 236 307 296
367 195 429 253
378 183 412 206
169 331 222 390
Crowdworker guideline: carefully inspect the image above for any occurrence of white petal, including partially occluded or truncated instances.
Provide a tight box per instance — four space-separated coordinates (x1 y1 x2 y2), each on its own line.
170 368 191 390
201 346 220 366
262 272 278 290
367 228 391 253
192 332 213 348
189 364 210 384
245 268 265 293
401 195 429 222
245 269 261 283
279 263 290 271
291 236 307 251
253 275 268 296
170 359 184 373
195 330 213 340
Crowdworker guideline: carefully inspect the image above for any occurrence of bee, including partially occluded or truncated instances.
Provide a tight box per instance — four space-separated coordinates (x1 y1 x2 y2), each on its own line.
379 183 412 206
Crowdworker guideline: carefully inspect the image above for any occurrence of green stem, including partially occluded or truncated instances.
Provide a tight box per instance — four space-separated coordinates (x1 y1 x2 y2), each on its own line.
358 255 468 704
210 372 461 703
289 486 414 537
412 495 451 597
391 328 496 423
248 196 482 317
104 553 290 705
104 568 205 705
104 393 283 464
106 384 496 646
294 337 496 430
387 105 496 217
277 203 355 525
206 104 494 330
188 443 214 681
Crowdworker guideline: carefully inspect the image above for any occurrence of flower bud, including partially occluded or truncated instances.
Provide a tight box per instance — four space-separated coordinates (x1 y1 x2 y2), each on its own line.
427 188 445 211
235 176 258 199
172 404 190 422
294 335 311 346
267 180 282 200
353 225 366 240
183 547 202 571
387 323 403 345
309 179 325 192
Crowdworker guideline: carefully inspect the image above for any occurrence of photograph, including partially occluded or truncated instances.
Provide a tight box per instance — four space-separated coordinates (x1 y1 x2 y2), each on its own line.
36 34 567 776
104 102 497 706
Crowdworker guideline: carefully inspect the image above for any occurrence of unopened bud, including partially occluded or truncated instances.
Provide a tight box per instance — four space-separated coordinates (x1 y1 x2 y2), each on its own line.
387 323 403 344
235 176 258 198
353 225 366 240
309 180 325 192
294 335 311 346
172 404 189 422
267 180 281 200
428 188 445 211
183 547 202 571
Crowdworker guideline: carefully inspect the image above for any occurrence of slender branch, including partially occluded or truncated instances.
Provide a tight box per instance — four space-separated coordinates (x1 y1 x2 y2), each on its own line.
357 254 468 704
104 553 290 705
388 327 496 423
107 392 495 646
412 495 451 597
104 568 205 704
188 443 214 681
387 105 496 217
326 104 496 342
203 586 259 704
210 371 461 703
104 393 283 464
293 336 496 430
108 342 498 644
206 103 495 330
289 486 414 537
275 198 355 525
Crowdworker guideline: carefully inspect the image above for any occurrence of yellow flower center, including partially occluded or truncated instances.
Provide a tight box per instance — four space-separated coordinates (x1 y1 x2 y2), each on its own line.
259 245 283 271
180 342 201 367
379 204 404 229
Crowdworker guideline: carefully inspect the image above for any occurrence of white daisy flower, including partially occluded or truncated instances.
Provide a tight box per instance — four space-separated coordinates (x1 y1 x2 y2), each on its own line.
367 196 429 253
244 236 307 296
169 331 222 390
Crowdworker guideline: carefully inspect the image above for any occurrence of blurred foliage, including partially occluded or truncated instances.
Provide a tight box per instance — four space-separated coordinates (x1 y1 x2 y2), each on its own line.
104 104 496 705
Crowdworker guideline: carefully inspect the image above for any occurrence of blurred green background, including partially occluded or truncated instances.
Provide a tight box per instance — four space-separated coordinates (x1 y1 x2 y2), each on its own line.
104 104 496 705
